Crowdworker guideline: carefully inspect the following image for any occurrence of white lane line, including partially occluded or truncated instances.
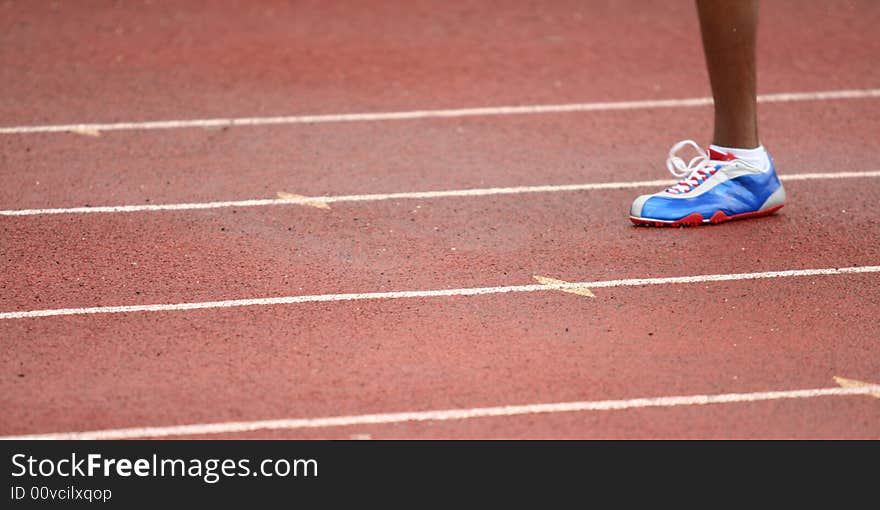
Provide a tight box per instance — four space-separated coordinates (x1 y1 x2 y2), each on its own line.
2 170 879 217
3 383 878 440
2 265 878 320
1 88 878 135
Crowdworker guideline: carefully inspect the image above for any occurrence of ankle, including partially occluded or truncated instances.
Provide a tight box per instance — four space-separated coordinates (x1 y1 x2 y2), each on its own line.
709 143 770 170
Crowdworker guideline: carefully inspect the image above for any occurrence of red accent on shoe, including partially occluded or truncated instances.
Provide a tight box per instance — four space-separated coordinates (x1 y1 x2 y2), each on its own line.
708 148 738 161
629 204 784 228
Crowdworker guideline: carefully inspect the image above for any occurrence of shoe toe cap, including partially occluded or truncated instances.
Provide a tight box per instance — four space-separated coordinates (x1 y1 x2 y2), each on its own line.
630 194 654 218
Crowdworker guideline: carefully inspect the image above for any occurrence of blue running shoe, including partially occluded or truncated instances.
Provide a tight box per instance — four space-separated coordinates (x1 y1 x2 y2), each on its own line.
630 140 786 227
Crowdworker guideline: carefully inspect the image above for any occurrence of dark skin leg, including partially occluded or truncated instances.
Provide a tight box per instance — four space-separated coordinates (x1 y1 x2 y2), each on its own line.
696 0 760 149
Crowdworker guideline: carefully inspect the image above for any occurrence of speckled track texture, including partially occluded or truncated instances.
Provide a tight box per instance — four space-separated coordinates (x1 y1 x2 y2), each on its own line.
1 0 878 439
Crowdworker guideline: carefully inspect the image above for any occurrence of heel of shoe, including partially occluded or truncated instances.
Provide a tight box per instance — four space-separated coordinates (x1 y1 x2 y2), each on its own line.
759 184 786 211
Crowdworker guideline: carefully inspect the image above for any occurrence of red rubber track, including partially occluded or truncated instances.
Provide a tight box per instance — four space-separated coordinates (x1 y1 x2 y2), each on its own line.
2 100 879 211
1 0 878 124
2 275 879 438
2 178 878 312
1 0 879 439
2 177 878 438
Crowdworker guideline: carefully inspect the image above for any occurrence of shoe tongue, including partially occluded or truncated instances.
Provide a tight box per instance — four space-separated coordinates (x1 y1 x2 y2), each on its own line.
708 147 738 161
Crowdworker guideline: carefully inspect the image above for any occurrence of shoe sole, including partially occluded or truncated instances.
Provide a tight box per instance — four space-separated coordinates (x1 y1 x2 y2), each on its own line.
630 204 785 227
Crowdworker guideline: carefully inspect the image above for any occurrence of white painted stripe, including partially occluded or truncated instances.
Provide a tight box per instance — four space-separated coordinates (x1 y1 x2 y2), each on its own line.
1 88 878 135
3 384 878 440
2 265 878 320
2 170 879 217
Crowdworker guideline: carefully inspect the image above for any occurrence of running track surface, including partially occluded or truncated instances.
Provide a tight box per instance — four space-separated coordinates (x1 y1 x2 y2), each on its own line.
1 0 878 439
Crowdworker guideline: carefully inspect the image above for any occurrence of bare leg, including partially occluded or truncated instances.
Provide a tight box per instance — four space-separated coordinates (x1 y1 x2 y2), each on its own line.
629 1 784 225
696 0 760 148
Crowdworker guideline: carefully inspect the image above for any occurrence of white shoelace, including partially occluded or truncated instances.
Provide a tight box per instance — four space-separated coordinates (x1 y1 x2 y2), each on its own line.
665 139 729 194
